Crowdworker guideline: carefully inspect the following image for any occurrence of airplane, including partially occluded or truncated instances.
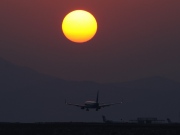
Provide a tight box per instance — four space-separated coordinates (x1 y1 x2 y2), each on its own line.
65 91 122 111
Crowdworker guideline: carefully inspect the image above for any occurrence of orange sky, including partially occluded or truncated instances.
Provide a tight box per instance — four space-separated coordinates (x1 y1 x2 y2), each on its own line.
0 0 180 82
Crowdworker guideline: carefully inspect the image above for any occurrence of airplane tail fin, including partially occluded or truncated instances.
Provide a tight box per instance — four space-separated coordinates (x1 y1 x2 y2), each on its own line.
96 91 99 103
102 115 106 122
167 118 172 123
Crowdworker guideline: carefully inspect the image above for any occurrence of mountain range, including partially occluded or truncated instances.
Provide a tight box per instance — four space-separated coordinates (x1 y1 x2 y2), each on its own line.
0 58 180 122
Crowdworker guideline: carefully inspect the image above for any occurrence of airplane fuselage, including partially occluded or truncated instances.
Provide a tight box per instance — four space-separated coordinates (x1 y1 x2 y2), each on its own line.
83 101 100 110
85 101 98 108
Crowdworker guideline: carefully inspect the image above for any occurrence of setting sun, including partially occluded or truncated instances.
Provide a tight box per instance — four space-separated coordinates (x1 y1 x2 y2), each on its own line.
62 10 97 43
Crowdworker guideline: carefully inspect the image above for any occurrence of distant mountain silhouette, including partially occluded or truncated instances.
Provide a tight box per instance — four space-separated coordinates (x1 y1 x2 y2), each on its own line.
118 76 180 90
0 58 180 122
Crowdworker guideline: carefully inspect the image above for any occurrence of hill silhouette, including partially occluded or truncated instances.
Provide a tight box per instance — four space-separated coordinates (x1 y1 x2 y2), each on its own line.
0 58 180 122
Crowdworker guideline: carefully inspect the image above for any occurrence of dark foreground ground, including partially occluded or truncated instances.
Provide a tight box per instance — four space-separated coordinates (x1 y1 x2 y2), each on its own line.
0 122 180 135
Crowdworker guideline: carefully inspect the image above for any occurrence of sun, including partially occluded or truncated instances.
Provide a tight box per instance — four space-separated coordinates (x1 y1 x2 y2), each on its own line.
62 10 97 43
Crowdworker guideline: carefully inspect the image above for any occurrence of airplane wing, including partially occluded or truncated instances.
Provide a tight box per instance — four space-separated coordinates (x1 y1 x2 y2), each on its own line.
99 102 122 108
65 100 85 108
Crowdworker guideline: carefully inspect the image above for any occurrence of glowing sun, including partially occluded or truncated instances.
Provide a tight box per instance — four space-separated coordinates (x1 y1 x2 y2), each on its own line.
62 10 97 43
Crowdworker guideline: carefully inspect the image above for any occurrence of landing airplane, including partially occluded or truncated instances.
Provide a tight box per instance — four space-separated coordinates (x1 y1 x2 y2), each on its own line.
65 91 122 111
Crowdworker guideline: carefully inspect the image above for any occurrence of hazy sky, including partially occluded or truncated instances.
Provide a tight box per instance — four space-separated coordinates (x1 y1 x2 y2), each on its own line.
0 0 180 83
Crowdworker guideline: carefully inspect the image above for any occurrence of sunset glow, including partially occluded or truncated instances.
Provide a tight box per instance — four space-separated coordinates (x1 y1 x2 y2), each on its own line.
62 10 97 43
